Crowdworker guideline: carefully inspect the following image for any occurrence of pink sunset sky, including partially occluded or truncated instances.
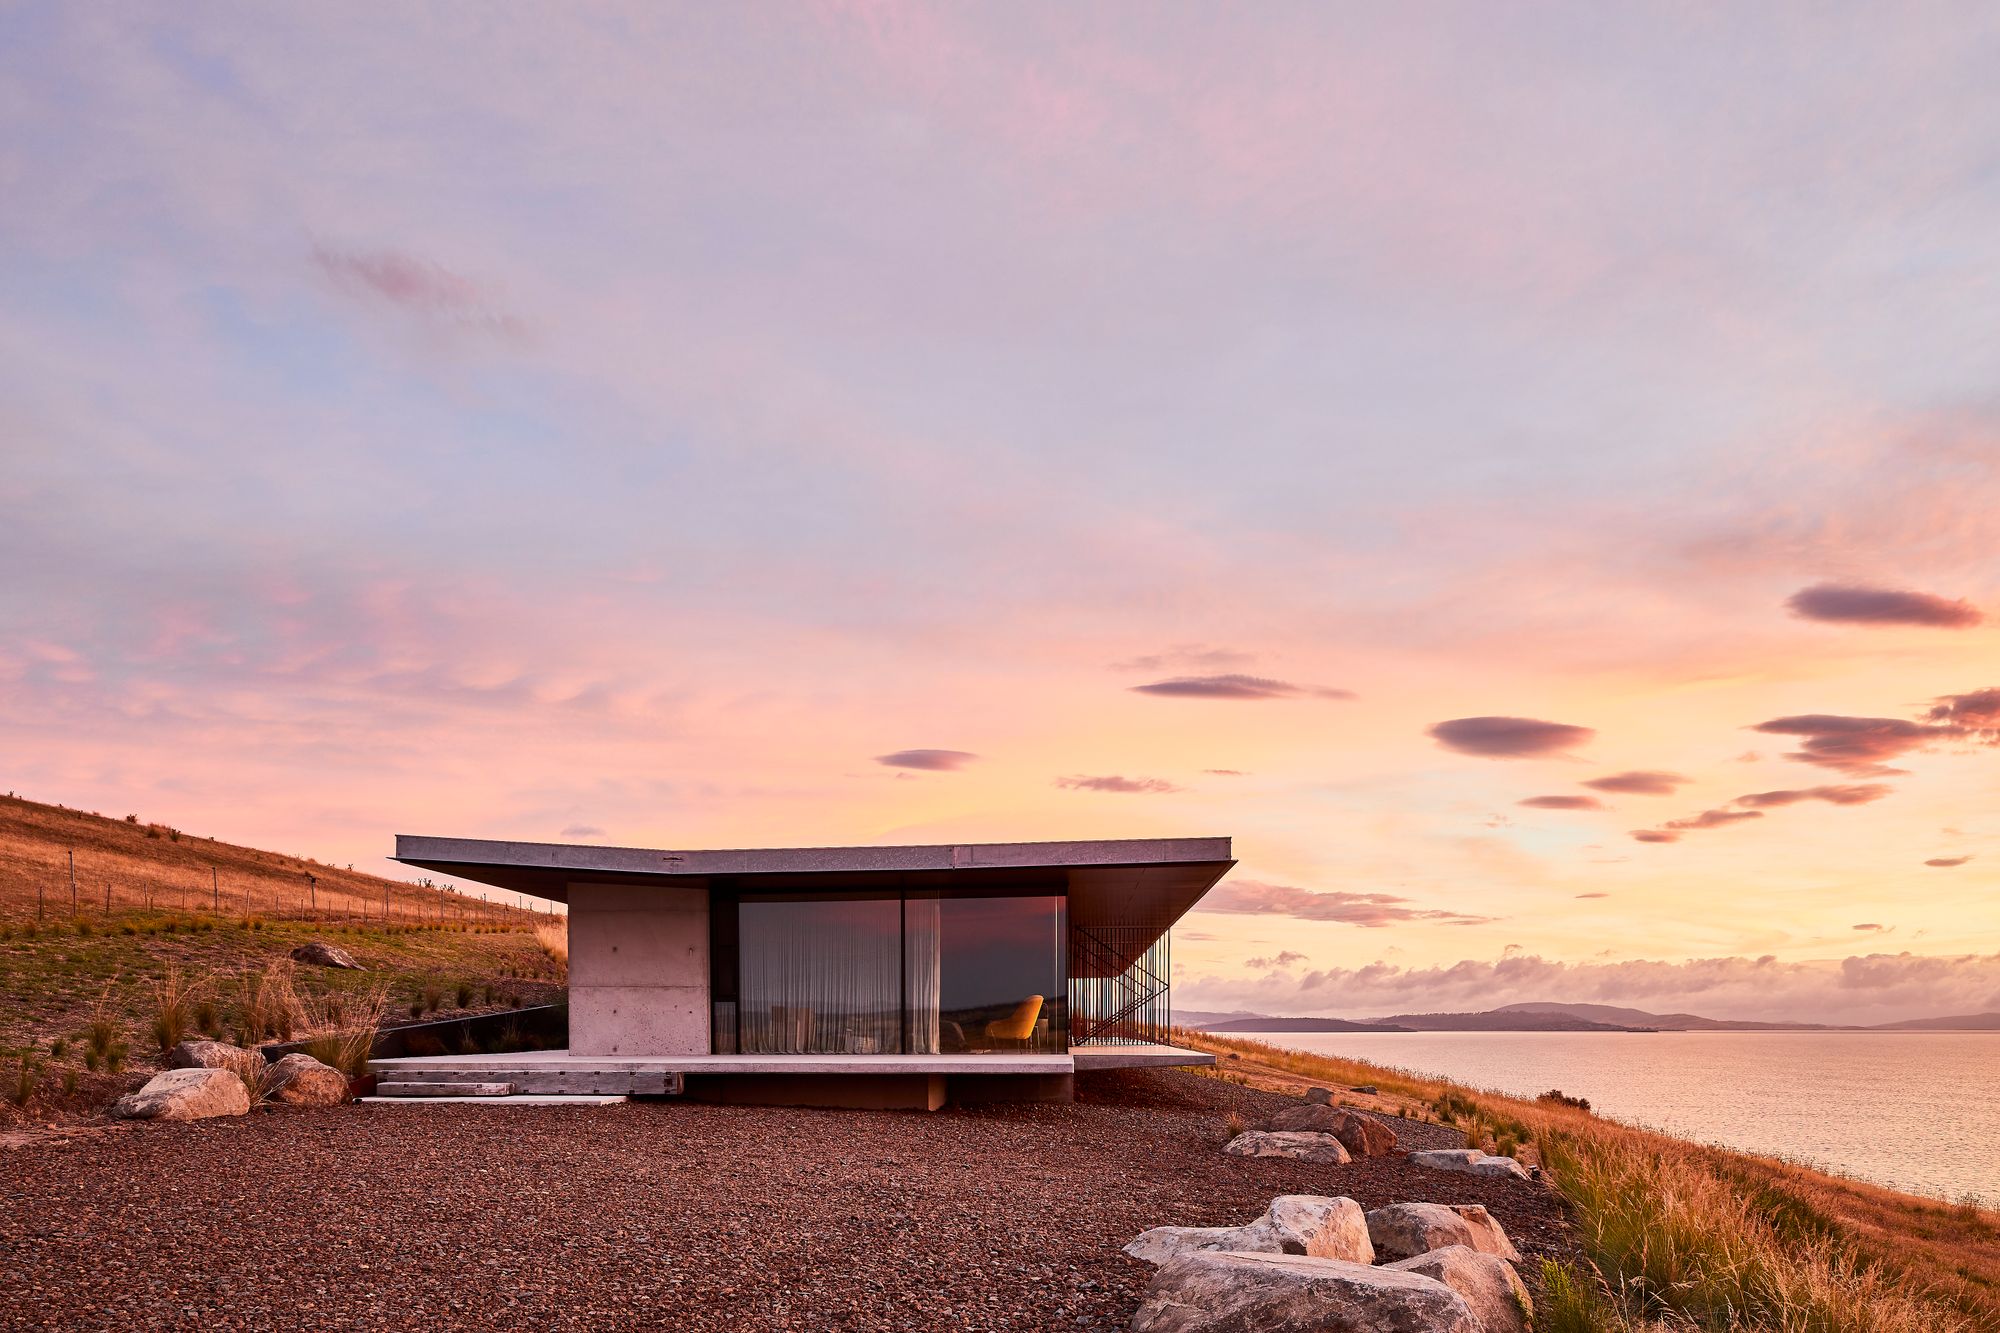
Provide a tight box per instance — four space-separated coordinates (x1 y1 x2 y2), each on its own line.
4 5 1999 1024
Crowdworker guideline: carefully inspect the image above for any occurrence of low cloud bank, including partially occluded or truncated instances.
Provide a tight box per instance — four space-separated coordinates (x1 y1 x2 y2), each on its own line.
1177 949 2000 1027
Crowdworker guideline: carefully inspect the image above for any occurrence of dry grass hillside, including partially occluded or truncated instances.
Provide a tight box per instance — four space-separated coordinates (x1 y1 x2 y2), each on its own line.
0 793 567 1127
1183 1030 2000 1333
0 792 538 925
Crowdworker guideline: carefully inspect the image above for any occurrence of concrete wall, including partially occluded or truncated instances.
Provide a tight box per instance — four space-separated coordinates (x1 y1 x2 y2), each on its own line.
567 880 710 1056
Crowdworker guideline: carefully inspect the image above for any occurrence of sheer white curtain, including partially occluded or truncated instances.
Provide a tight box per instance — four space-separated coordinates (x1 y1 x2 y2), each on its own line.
903 897 942 1053
738 899 900 1054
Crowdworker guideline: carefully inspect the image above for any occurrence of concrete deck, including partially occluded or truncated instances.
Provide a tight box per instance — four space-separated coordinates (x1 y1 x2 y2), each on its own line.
360 1094 628 1106
372 1050 1076 1076
1070 1042 1215 1071
373 1044 1211 1077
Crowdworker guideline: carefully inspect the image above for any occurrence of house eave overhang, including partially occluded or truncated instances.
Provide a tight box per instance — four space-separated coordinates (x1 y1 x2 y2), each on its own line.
394 833 1234 942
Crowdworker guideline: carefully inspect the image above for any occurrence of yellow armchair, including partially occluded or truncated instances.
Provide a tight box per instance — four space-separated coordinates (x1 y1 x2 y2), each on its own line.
985 995 1045 1047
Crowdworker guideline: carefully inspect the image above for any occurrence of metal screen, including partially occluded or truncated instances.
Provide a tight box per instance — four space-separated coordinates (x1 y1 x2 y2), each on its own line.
1068 925 1171 1046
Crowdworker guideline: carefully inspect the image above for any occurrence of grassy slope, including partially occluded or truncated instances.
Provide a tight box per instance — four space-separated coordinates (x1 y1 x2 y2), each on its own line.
1183 1030 2000 1333
0 792 540 925
0 794 565 1124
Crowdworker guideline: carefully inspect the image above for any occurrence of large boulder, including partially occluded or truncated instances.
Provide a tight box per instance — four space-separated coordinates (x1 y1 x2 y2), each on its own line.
1269 1104 1399 1157
1126 1195 1373 1266
1412 1149 1531 1181
1365 1203 1520 1262
1304 1086 1333 1105
1131 1251 1479 1333
290 941 362 970
111 1067 251 1121
167 1039 263 1080
1223 1131 1351 1164
260 1053 350 1106
1386 1246 1533 1333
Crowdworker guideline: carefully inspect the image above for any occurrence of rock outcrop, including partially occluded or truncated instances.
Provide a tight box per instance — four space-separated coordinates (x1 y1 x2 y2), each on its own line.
1386 1245 1533 1333
1365 1203 1520 1262
1126 1195 1373 1266
260 1053 351 1106
1411 1149 1531 1181
1130 1251 1479 1333
166 1039 263 1080
1222 1131 1352 1164
111 1067 251 1121
1304 1086 1333 1105
290 941 362 970
1268 1103 1399 1157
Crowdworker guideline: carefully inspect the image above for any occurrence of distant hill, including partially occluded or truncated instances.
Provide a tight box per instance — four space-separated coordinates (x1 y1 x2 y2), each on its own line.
1201 1016 1413 1033
1175 1009 1270 1028
1175 1000 2000 1036
1866 1012 2000 1031
1493 1001 1830 1031
1371 1009 1640 1032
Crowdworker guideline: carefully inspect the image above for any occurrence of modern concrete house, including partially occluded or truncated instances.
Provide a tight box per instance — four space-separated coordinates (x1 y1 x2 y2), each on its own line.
375 834 1233 1108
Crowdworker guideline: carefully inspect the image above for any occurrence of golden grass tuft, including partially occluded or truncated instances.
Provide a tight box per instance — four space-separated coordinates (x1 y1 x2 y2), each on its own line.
533 920 567 968
298 981 391 1078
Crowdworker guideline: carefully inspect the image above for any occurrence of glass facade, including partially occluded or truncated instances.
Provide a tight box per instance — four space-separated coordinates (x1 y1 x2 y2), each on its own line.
712 888 1065 1055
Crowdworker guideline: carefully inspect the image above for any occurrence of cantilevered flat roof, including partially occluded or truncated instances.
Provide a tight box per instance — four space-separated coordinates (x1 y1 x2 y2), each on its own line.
393 833 1234 941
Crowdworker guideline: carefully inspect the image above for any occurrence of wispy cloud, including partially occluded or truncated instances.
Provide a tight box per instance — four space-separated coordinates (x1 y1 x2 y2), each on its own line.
1734 784 1893 808
1786 583 1981 628
1852 923 1892 933
312 244 526 338
1575 892 1610 899
1583 771 1688 796
874 749 978 771
1634 783 1893 842
1113 644 1255 672
1429 716 1594 759
559 823 606 838
1199 879 1496 927
1519 794 1604 810
1131 674 1353 700
1054 773 1183 793
1749 714 1955 776
1246 950 1308 969
1925 855 1973 868
1925 688 2000 735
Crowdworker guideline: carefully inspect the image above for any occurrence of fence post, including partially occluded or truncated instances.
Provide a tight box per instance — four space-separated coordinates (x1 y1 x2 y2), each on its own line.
69 850 76 917
211 866 219 913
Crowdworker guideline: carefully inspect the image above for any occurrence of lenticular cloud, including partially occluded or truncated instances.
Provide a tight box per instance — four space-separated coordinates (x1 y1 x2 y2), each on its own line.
1785 582 1981 628
1429 716 1595 758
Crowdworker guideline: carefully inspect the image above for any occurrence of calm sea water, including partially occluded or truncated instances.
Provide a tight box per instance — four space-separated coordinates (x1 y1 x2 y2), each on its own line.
1234 1030 2000 1202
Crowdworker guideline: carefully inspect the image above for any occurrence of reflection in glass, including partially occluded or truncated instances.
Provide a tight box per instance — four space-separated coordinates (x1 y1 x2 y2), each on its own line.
905 894 1064 1055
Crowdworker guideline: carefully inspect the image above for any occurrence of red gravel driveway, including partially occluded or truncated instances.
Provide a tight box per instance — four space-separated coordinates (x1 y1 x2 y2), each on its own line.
0 1070 1580 1331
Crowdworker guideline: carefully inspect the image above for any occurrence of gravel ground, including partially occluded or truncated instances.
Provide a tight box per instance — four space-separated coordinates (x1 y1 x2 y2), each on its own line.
0 1069 1582 1331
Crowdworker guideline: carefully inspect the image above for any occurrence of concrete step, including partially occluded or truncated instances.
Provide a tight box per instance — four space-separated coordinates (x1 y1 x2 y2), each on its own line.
368 1066 684 1096
375 1080 514 1098
359 1094 628 1107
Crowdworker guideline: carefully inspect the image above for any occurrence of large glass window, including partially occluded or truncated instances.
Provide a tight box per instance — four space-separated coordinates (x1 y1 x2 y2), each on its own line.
736 895 901 1054
905 893 1064 1055
716 889 1065 1055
